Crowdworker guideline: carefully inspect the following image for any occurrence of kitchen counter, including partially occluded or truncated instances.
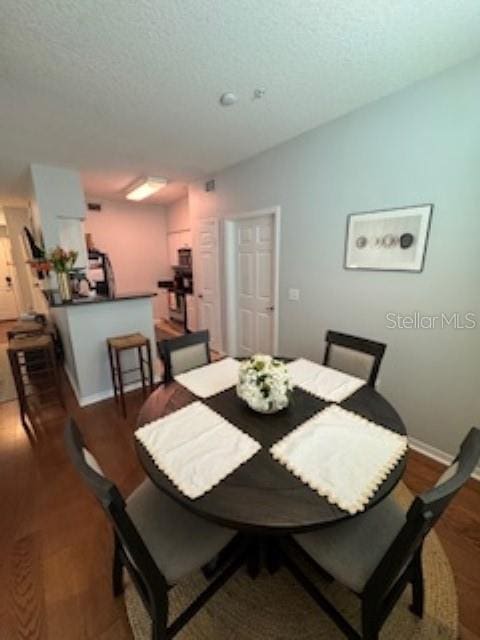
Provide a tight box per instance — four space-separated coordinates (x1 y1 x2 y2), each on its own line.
48 291 157 406
44 290 156 308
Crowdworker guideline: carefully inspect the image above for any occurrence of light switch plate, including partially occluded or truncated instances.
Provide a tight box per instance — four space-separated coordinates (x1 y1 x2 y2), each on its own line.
288 288 300 301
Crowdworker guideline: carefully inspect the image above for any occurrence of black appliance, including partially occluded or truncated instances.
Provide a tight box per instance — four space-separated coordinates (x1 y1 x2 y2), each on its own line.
177 248 192 270
87 250 115 297
173 270 193 294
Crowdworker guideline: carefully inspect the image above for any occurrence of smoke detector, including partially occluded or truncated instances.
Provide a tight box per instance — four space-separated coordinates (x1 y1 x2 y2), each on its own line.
219 92 238 107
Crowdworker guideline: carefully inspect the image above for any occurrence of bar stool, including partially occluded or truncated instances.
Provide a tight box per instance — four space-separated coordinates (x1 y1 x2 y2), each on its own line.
107 333 154 418
8 333 64 433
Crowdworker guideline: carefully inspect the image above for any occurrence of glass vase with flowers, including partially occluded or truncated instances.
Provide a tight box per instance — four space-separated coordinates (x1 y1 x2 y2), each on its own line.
47 246 78 301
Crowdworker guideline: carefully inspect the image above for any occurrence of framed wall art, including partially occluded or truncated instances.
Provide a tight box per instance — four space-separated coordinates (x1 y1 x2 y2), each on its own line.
344 204 433 272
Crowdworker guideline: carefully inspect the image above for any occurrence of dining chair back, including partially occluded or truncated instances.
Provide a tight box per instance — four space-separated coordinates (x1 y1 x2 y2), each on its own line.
323 330 386 387
285 427 480 640
64 420 170 629
65 419 243 640
159 330 211 382
363 427 480 616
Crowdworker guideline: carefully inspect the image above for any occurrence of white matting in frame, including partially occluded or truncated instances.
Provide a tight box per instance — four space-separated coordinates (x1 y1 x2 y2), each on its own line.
344 204 433 272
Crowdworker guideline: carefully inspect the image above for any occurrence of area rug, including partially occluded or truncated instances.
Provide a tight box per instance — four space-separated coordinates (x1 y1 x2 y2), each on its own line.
124 482 458 639
0 344 16 403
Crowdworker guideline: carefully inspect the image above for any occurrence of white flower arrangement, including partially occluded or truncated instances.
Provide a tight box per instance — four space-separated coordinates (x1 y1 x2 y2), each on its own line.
237 354 292 414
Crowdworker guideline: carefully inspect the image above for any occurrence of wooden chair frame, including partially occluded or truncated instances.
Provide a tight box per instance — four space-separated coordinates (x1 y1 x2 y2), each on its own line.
281 427 480 640
158 330 211 383
8 335 64 435
64 419 243 640
323 330 386 387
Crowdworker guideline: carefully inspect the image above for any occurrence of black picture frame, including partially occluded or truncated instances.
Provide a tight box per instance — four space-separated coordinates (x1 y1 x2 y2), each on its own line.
344 203 433 273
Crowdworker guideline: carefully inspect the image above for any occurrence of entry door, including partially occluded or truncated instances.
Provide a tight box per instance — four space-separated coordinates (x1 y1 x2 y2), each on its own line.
0 237 19 320
196 219 222 351
237 215 274 356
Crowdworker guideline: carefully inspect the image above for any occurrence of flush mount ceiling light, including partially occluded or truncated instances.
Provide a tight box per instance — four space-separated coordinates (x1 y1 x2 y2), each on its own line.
125 177 167 201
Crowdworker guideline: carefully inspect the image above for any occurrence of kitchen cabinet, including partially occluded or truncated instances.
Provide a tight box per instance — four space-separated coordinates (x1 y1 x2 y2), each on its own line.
155 288 169 321
167 230 191 266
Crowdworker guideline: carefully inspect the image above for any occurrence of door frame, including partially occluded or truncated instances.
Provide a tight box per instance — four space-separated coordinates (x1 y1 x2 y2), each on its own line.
0 235 20 320
193 216 224 353
223 206 281 357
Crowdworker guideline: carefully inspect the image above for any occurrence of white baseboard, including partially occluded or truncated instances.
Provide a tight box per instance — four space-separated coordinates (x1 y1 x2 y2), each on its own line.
79 374 163 407
62 364 162 408
408 436 480 481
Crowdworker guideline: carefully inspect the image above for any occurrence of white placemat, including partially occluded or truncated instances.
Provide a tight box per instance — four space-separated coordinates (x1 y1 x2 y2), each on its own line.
271 405 407 514
175 357 241 398
136 401 260 499
287 358 365 402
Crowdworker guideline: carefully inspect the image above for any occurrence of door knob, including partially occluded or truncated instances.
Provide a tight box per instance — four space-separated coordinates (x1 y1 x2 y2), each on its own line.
198 293 204 299
266 305 274 311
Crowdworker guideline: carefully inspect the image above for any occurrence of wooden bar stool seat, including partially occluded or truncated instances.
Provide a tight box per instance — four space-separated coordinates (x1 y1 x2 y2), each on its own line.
9 333 51 352
7 319 45 340
107 333 154 418
8 333 64 433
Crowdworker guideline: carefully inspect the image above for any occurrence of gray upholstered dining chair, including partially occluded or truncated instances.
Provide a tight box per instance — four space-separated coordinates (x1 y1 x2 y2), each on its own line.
282 427 480 640
323 330 386 387
158 330 211 383
64 419 241 640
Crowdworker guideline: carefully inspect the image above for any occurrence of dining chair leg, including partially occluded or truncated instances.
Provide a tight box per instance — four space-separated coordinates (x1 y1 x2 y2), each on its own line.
112 533 124 597
151 596 168 640
410 547 424 618
361 603 380 640
151 622 167 640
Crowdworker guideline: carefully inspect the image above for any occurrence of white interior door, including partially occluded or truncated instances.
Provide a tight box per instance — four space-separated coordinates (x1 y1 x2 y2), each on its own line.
196 219 221 351
0 237 19 320
236 215 274 356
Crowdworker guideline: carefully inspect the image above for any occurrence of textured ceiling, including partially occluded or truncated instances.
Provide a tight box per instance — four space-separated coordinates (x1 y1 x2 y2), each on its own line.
1 0 480 206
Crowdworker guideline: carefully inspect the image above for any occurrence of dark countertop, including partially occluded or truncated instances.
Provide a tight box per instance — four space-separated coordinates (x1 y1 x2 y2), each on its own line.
44 290 156 308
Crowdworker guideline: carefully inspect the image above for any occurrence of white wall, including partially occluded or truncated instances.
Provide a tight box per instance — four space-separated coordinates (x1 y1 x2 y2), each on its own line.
84 199 170 320
167 196 190 233
52 297 156 405
29 164 88 268
189 55 480 458
165 196 192 268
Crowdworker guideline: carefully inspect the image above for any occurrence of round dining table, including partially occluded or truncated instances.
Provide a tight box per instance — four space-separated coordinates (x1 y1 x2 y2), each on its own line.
135 376 407 535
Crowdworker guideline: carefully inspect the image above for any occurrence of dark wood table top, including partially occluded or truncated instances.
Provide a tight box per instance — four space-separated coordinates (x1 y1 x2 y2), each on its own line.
136 380 407 534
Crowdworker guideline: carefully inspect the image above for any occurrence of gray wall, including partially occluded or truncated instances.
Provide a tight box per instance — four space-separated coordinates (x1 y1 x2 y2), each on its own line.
189 55 480 456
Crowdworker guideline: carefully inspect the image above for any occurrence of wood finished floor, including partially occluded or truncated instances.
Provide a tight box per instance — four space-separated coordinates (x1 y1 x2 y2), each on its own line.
0 319 17 344
0 376 479 639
